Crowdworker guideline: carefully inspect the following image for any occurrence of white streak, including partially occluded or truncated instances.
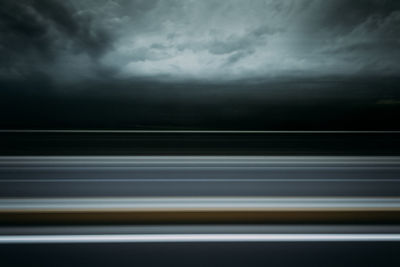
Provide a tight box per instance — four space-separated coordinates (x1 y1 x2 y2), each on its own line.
1 197 400 211
1 234 400 244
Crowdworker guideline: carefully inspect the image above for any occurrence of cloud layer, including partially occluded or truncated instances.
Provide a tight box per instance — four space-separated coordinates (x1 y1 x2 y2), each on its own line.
1 0 399 82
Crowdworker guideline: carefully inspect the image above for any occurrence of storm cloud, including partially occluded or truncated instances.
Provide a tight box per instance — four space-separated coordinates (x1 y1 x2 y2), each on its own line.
1 0 399 82
1 0 400 130
0 0 111 81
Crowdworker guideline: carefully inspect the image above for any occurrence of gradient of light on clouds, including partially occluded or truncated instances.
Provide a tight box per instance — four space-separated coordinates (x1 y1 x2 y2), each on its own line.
1 0 399 82
99 0 400 81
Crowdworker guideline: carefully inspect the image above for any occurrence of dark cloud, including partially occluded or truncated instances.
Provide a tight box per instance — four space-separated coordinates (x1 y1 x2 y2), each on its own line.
317 3 400 76
0 0 111 80
320 0 400 31
0 1 53 60
31 0 111 57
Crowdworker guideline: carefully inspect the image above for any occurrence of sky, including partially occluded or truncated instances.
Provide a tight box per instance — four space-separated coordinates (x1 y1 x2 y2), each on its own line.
0 0 400 129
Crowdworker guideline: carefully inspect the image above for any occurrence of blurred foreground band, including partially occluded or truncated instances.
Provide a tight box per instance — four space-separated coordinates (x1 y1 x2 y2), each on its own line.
1 197 400 224
0 155 400 224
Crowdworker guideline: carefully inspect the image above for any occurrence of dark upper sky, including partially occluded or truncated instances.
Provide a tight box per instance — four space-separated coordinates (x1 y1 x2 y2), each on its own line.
0 0 400 129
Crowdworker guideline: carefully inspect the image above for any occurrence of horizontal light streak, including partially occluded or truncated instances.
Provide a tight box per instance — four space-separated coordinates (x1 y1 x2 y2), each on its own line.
1 156 399 162
1 198 400 211
1 178 399 183
1 234 400 244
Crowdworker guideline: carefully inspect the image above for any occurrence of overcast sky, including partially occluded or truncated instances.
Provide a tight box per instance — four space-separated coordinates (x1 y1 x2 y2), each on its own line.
1 0 400 130
1 0 399 83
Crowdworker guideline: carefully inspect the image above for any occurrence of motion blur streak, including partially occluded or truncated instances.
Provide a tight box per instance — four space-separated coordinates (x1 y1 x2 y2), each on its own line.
1 156 399 198
2 197 400 211
2 234 400 244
